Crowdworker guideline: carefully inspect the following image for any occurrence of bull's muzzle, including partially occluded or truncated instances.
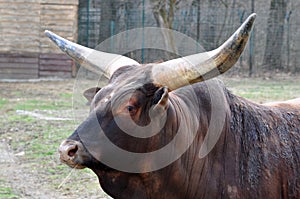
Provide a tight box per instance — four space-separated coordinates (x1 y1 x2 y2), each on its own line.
58 140 87 169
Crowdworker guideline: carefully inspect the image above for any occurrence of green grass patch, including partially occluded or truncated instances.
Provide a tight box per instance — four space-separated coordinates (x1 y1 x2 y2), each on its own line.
59 93 73 99
0 98 8 110
47 168 56 174
56 165 67 170
225 78 300 103
0 187 19 199
27 141 56 158
8 114 36 122
22 123 75 160
13 99 71 111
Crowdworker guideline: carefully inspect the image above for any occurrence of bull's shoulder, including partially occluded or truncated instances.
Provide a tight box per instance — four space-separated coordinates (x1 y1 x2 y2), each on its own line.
263 98 300 110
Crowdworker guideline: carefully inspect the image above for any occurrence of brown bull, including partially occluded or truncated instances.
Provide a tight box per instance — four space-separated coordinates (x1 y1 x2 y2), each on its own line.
46 14 300 198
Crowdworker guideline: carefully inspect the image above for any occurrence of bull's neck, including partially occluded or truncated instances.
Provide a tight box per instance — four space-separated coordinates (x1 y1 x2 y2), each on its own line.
163 88 231 198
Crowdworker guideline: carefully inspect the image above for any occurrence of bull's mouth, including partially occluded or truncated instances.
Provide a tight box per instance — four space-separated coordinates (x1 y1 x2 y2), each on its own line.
59 154 86 169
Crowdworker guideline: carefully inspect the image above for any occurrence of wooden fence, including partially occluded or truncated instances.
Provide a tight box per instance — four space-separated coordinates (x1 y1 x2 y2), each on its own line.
0 0 78 79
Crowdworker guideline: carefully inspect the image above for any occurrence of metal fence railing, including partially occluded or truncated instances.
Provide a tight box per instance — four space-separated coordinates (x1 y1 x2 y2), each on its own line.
78 0 300 75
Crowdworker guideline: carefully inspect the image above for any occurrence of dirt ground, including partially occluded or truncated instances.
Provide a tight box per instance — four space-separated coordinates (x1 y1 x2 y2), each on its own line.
0 79 111 199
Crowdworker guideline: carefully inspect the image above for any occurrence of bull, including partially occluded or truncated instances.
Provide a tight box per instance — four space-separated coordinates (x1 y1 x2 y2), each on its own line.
46 13 300 198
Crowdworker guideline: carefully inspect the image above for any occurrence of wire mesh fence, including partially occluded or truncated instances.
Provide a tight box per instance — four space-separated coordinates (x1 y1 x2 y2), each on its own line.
78 0 300 76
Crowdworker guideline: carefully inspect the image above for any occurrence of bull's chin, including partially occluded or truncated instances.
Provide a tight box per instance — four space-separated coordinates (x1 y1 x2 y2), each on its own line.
60 157 87 169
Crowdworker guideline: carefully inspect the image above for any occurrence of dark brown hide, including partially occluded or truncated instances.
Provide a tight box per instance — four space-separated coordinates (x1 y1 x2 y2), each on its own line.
225 92 300 198
62 75 300 199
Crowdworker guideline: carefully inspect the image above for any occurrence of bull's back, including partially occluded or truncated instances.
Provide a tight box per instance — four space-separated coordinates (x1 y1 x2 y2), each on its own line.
263 98 300 110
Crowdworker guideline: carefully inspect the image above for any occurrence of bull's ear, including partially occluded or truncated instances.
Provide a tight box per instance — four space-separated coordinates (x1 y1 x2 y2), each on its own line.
83 87 101 104
152 86 169 111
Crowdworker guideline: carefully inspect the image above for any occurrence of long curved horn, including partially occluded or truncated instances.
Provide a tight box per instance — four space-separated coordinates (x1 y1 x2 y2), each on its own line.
44 30 139 78
152 13 256 90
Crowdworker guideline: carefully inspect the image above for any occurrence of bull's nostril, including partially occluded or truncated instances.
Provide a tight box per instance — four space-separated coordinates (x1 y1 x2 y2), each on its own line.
59 140 86 169
68 145 78 157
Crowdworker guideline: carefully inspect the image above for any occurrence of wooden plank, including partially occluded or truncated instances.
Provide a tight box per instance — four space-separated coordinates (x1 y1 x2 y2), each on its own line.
0 63 38 69
0 73 38 79
0 68 38 74
41 13 76 20
40 13 76 19
40 25 76 32
39 53 70 60
40 21 74 27
41 4 76 11
38 53 74 76
40 0 78 5
0 38 40 45
0 54 39 67
0 2 40 10
1 28 40 35
39 60 72 67
0 19 40 53
0 1 40 4
39 65 71 72
40 59 72 67
0 15 40 23
0 45 40 54
0 8 40 16
0 53 39 58
0 57 38 64
39 71 72 78
0 53 39 80
0 22 40 29
0 57 38 63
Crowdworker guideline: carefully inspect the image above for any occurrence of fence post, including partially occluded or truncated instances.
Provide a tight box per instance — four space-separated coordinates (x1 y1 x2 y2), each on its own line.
141 0 145 64
249 0 255 77
86 0 90 47
286 10 292 71
197 0 201 43
238 10 245 69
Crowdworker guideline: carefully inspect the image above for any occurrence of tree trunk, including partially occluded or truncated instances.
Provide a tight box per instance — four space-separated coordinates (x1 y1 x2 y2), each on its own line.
263 0 287 70
150 0 179 58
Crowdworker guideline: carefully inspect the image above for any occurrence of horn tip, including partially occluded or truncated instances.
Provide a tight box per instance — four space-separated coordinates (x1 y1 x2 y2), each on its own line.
239 13 256 36
246 13 257 28
44 30 54 39
44 30 56 42
249 13 257 19
248 13 257 24
44 30 67 52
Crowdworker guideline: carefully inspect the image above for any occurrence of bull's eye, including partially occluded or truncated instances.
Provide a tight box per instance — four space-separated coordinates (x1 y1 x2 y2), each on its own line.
126 105 137 115
127 106 135 112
